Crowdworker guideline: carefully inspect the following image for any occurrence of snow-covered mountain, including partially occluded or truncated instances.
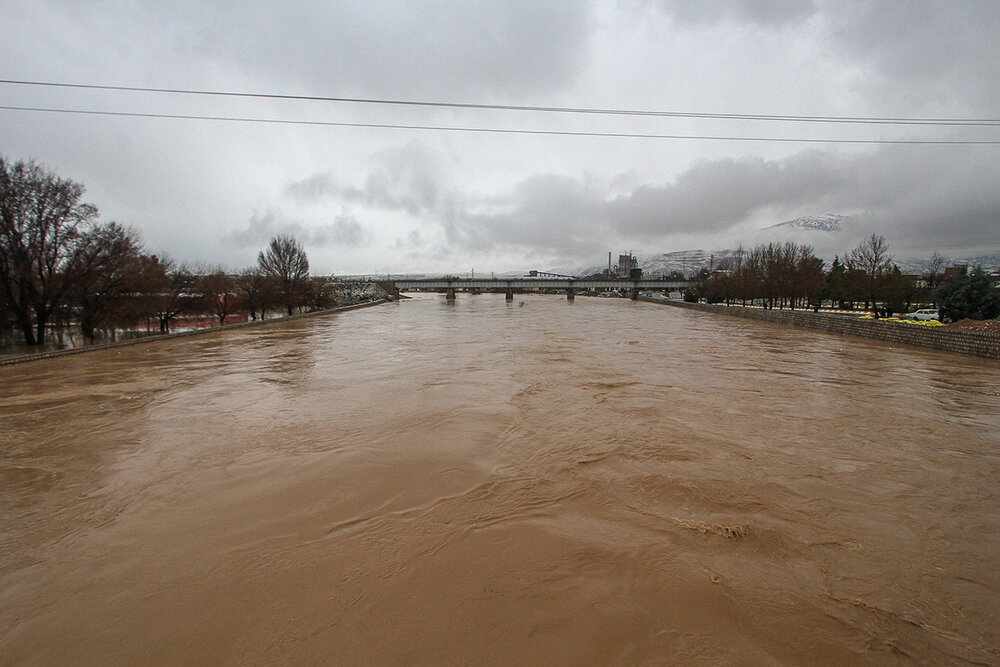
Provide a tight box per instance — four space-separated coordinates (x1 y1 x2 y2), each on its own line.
764 213 845 232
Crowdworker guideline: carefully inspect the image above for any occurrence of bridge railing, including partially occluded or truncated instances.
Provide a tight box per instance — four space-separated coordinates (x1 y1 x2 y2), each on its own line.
391 278 689 290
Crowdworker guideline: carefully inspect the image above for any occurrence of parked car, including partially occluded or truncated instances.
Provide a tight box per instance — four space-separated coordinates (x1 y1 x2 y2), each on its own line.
904 308 940 321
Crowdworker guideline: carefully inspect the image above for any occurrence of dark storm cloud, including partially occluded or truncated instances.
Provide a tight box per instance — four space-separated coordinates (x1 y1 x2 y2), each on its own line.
826 1 1000 109
227 209 287 247
653 0 1000 111
150 1 593 99
444 146 999 255
286 143 446 216
285 173 344 203
655 0 816 27
606 151 854 235
441 152 854 252
311 213 372 248
443 174 607 256
844 146 1000 249
227 209 371 248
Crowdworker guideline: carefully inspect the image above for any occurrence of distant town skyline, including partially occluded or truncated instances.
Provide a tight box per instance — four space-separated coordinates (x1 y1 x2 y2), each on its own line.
2 1 998 274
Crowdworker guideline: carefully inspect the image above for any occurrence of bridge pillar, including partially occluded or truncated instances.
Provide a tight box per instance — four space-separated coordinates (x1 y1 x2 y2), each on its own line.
505 288 513 301
446 287 456 301
631 288 639 300
566 287 575 301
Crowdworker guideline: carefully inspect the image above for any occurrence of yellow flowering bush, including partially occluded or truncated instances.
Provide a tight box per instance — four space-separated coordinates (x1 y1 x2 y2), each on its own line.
857 315 944 326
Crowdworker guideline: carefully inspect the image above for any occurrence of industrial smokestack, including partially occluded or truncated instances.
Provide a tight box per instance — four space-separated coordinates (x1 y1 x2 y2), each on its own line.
608 252 612 275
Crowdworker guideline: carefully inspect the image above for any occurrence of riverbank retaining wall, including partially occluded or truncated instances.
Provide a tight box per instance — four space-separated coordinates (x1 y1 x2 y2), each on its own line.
0 299 389 367
640 297 1000 360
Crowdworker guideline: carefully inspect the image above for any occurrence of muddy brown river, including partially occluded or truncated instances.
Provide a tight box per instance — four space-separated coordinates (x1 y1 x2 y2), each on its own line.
2 293 999 664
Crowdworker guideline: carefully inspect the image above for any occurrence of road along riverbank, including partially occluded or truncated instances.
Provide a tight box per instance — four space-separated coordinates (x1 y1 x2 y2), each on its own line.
0 299 390 367
640 297 1000 360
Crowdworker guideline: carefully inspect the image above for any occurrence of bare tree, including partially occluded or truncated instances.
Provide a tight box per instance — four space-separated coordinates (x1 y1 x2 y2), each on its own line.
848 234 893 310
198 269 239 325
925 252 946 285
237 267 272 321
0 279 12 345
71 222 143 341
0 157 98 344
923 251 946 305
773 242 798 309
302 276 338 311
133 255 194 333
257 235 309 316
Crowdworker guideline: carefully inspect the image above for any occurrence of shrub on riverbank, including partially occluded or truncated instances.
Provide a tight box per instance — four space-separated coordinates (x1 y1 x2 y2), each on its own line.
858 315 945 327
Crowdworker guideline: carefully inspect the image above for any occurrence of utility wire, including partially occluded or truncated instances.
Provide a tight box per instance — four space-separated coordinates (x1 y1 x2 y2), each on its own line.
2 105 999 144
2 78 999 127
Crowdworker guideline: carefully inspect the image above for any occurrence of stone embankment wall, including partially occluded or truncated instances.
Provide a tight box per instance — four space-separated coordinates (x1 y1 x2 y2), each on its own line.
641 297 1000 360
0 299 389 367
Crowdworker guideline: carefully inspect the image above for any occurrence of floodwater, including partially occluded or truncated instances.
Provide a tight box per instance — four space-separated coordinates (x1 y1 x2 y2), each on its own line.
2 293 999 664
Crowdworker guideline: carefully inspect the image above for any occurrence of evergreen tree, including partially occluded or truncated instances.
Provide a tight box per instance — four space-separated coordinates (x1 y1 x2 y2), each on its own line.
936 266 1000 321
824 256 848 308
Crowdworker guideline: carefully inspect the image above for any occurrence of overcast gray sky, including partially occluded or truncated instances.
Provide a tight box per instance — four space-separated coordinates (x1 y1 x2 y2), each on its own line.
2 0 998 274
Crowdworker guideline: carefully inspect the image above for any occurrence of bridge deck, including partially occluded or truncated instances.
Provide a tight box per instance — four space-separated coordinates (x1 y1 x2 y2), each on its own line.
392 278 688 290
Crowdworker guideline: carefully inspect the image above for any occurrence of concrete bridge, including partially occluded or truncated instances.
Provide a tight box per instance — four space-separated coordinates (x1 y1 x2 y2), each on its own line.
383 277 690 301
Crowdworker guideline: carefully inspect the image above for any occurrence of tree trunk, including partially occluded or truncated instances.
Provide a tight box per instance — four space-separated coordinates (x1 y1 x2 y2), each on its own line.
80 315 96 343
19 319 37 346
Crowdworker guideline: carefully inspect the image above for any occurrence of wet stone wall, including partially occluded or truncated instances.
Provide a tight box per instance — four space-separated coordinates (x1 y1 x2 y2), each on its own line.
643 298 1000 360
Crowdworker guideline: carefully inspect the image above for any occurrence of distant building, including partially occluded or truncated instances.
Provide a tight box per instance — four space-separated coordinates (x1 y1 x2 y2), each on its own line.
597 251 642 279
616 253 640 279
944 265 968 280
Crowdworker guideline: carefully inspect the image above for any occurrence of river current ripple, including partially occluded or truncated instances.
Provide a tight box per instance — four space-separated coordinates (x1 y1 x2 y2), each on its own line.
2 293 999 664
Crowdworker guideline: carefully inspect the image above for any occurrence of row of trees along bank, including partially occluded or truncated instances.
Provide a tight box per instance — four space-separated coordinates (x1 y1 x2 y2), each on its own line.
1 157 356 347
689 236 999 320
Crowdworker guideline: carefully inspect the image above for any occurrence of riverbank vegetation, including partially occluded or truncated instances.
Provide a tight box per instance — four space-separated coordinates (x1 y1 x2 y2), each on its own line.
687 236 999 321
0 157 377 348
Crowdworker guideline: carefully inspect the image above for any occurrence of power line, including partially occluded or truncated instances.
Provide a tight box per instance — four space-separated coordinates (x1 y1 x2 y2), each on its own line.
2 78 1000 127
3 105 998 145
4 104 1000 144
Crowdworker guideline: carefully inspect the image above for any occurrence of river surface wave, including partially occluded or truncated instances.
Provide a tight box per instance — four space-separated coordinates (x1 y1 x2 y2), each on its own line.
2 293 998 664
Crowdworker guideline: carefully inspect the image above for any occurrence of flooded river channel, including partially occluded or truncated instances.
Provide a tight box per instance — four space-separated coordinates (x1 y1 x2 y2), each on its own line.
2 293 999 664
